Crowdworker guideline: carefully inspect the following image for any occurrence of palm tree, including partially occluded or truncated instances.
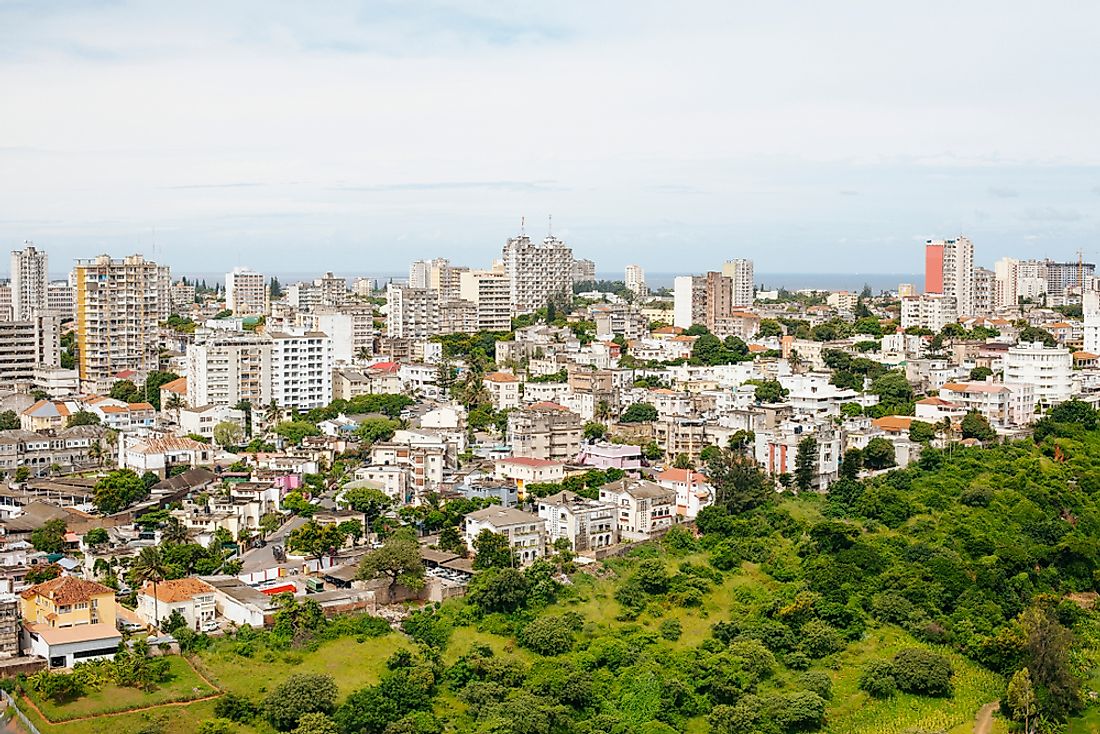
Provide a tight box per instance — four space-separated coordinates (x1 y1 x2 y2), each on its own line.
262 400 283 431
160 518 192 545
165 393 185 425
131 546 170 630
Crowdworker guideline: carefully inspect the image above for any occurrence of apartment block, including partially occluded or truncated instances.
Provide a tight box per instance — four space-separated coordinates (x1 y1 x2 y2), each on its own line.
386 283 476 339
502 234 573 315
11 244 48 321
459 266 512 332
900 293 957 332
1003 342 1073 408
269 329 334 409
507 402 582 461
187 332 273 408
572 258 596 284
73 254 171 388
721 258 755 307
0 315 60 386
537 490 617 552
925 236 975 317
625 264 647 296
464 506 547 564
225 267 268 315
940 381 1034 426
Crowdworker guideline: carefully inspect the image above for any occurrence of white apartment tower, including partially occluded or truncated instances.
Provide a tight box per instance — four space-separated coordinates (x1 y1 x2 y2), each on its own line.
721 259 755 307
269 329 334 409
1004 342 1073 408
572 258 596 284
225 267 268 316
408 260 433 289
11 244 49 321
386 284 476 339
924 237 975 317
1084 289 1100 355
625 265 647 296
73 254 171 386
459 265 512 332
502 234 573 315
187 332 273 408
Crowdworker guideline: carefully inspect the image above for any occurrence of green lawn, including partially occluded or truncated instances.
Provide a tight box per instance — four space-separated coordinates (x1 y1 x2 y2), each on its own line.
25 655 215 722
16 632 411 734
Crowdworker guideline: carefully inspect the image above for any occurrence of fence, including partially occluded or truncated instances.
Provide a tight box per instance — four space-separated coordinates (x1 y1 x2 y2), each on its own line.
0 689 41 734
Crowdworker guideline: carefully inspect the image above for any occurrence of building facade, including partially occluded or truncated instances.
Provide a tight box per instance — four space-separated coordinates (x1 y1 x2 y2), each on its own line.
225 267 268 315
502 234 573 315
11 244 49 321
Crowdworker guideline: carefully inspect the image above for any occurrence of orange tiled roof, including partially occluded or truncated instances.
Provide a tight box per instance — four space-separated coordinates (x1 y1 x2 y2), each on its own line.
141 578 215 603
21 576 113 605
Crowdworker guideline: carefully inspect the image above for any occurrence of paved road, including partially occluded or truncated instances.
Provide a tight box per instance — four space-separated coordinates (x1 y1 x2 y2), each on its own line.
238 515 308 574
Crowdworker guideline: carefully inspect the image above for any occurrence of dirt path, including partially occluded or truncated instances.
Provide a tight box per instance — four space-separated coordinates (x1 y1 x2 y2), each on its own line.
974 700 999 734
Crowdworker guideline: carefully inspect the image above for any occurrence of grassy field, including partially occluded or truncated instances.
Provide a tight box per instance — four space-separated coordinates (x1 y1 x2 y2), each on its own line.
24 655 216 722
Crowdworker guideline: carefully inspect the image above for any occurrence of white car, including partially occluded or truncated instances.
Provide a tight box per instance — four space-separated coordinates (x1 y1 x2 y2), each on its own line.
200 619 219 633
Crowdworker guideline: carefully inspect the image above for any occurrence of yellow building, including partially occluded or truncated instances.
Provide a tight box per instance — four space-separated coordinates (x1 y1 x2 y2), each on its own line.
19 576 117 629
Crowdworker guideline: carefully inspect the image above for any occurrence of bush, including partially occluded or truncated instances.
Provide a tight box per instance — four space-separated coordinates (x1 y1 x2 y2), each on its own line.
264 673 339 731
518 616 575 656
659 618 682 641
798 670 833 700
858 660 897 698
196 720 233 734
891 648 953 697
215 692 259 722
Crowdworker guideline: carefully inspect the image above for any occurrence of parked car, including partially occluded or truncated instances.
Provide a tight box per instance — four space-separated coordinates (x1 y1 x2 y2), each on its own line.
200 619 219 633
117 619 144 633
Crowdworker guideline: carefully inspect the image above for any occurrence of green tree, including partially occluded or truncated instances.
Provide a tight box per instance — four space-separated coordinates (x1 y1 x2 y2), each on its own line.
1018 326 1056 347
749 379 788 404
213 421 244 447
467 567 529 613
1005 667 1037 733
83 527 109 546
583 421 606 441
66 410 102 428
109 379 141 403
355 418 399 445
142 370 180 409
518 616 575 655
839 448 863 480
869 371 914 407
437 525 466 556
969 366 993 381
960 411 995 442
908 420 936 443
30 518 67 553
0 410 18 430
356 531 426 596
94 469 148 514
1047 399 1098 429
287 520 346 560
705 448 773 512
472 528 515 569
263 673 339 732
276 420 322 445
862 437 896 470
891 648 953 697
342 485 393 541
131 546 171 629
794 436 818 491
620 403 658 423
291 713 340 734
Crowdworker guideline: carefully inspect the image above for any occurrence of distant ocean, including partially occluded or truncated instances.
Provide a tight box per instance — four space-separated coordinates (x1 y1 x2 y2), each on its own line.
146 270 925 294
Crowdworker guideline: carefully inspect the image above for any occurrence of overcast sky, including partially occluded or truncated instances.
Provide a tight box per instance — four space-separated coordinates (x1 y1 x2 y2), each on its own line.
2 1 1099 277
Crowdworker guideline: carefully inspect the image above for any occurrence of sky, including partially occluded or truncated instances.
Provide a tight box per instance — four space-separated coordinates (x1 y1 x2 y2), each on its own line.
2 1 1099 278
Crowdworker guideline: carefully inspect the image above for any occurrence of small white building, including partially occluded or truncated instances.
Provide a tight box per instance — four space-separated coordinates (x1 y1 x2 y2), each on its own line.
137 578 217 630
536 490 617 552
482 372 522 410
598 478 677 541
120 434 213 477
494 457 565 493
464 506 547 565
655 468 714 520
23 623 122 669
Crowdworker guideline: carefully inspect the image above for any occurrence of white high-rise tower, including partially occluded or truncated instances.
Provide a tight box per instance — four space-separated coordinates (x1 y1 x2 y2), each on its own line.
11 244 49 320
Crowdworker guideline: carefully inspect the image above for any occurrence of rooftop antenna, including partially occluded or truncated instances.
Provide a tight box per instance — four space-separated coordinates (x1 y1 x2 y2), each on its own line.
520 216 525 236
548 214 553 237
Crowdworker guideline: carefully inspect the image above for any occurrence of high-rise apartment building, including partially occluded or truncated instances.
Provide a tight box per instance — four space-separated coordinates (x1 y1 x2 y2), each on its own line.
171 281 196 313
269 329 334 409
459 265 512 332
225 267 268 315
352 277 375 297
0 315 60 387
502 234 573 315
1084 289 1100 354
73 254 171 387
408 260 433 289
924 237 974 317
318 272 346 308
625 265 647 296
673 271 746 330
1043 259 1095 297
572 258 596 284
386 284 476 339
721 259 754 307
187 332 272 408
427 259 468 301
1004 342 1073 408
11 244 49 321
994 258 1048 307
973 267 995 316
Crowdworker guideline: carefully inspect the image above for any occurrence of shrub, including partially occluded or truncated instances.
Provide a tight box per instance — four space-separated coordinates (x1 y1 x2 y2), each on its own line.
196 720 233 734
798 670 833 700
858 660 897 698
215 692 259 722
659 619 682 641
264 673 339 731
518 616 575 655
891 648 953 697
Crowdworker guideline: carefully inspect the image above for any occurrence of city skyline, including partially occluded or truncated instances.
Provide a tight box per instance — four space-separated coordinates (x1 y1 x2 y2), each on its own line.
3 2 1100 272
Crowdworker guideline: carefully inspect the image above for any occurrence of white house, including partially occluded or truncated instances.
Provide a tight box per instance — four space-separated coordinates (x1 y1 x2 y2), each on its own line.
536 490 618 552
598 478 677 541
464 506 547 565
494 457 565 494
655 468 714 520
483 372 522 410
137 578 217 630
120 434 213 477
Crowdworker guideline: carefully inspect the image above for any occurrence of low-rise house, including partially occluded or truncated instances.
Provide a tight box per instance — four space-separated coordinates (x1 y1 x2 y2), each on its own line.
120 434 213 477
19 576 122 667
655 468 714 520
494 457 565 494
939 381 1035 427
536 490 617 552
463 506 547 564
575 442 643 470
598 478 676 541
137 578 217 630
